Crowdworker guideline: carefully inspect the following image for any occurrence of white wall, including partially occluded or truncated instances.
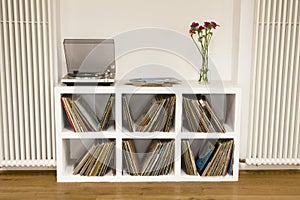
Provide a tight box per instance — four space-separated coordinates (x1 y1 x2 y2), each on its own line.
59 0 239 81
58 0 255 159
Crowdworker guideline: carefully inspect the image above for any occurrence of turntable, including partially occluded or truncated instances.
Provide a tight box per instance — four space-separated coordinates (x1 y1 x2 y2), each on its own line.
61 39 116 86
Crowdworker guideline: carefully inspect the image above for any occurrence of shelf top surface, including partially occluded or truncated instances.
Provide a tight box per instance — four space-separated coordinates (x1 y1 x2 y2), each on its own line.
56 80 240 94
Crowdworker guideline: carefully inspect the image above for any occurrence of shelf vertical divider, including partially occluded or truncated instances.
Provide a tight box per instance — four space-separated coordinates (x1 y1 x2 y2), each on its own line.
175 91 182 133
174 92 182 177
115 137 123 178
175 134 182 177
54 87 63 181
114 90 123 177
233 89 242 180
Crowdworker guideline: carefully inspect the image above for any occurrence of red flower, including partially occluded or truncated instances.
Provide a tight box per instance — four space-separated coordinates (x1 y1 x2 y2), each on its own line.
190 22 199 27
211 21 218 29
204 22 211 28
189 20 219 55
189 29 196 35
198 26 205 31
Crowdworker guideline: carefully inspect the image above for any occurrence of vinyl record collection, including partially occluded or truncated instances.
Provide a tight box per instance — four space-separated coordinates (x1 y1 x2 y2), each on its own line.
61 95 114 132
123 95 176 132
73 141 115 176
182 140 234 176
123 140 175 176
183 96 226 133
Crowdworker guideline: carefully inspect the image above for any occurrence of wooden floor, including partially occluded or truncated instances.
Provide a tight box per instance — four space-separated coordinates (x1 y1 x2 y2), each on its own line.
0 170 300 200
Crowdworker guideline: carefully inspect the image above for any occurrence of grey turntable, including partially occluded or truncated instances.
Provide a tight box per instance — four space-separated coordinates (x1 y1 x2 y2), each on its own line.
61 39 116 86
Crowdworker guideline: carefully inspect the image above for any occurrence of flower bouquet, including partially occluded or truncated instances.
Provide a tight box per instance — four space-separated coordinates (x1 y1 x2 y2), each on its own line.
189 21 219 83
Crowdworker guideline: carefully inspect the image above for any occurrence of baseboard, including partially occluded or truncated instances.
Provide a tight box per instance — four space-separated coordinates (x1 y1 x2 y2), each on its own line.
239 162 300 170
0 167 56 171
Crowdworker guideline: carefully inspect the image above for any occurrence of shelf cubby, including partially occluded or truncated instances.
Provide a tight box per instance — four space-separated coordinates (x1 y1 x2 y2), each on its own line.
58 138 116 181
60 93 115 133
122 139 175 176
122 94 176 133
182 93 236 133
181 139 235 177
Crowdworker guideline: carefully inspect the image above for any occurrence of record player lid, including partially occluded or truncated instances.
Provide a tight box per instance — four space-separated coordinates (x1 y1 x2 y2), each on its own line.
63 39 115 77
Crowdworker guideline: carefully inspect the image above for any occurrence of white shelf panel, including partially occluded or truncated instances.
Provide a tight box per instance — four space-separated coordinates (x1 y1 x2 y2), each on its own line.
58 169 237 182
61 132 117 139
61 130 179 139
119 170 176 182
116 81 240 95
56 84 117 94
59 165 116 182
116 81 178 94
122 169 175 176
58 175 118 183
117 87 178 94
179 133 236 139
121 126 176 139
121 132 177 139
56 80 241 94
61 125 117 138
178 80 241 94
179 170 237 182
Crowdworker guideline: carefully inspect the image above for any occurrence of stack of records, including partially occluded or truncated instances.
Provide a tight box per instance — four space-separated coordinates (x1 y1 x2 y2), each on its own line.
200 140 234 176
182 140 234 176
123 95 176 132
183 96 226 133
181 140 198 175
122 140 139 176
61 95 114 132
73 141 115 176
123 140 175 176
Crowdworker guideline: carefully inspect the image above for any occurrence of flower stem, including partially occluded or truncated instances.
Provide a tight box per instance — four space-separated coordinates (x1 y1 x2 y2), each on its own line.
191 36 204 58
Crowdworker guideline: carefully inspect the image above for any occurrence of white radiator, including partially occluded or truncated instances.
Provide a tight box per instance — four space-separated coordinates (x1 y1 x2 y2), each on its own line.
0 0 57 167
247 0 300 166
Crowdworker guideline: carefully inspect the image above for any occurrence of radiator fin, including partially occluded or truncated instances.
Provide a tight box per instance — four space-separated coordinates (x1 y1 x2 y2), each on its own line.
247 0 300 165
0 0 56 167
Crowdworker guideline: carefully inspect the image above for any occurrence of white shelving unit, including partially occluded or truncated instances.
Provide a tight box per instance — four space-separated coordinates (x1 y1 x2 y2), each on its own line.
55 80 241 182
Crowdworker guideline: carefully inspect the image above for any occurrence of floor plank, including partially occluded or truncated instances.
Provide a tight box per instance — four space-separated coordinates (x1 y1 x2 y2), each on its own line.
0 170 300 200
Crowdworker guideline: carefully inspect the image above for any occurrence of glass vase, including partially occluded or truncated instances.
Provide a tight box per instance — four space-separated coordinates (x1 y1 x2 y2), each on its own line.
199 49 209 84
